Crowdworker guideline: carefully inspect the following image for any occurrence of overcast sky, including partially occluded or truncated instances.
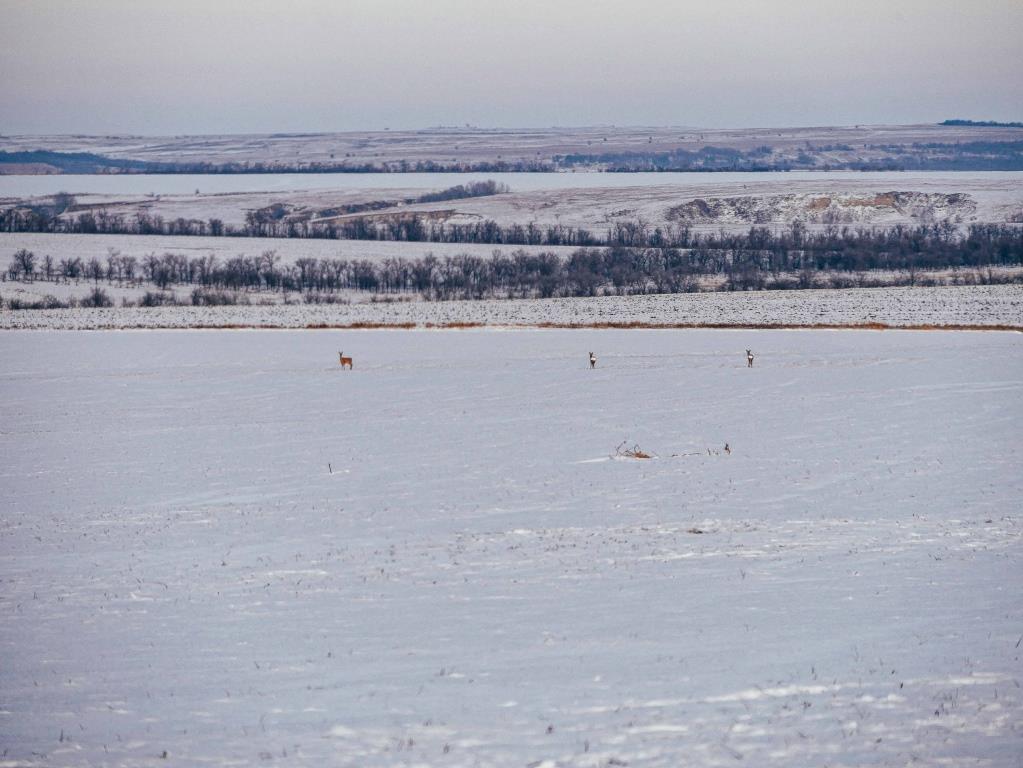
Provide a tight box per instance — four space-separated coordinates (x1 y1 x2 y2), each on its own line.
2 0 1021 135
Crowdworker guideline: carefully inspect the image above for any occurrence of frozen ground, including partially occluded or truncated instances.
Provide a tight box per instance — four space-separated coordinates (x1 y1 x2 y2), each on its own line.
0 329 1021 767
2 284 1021 330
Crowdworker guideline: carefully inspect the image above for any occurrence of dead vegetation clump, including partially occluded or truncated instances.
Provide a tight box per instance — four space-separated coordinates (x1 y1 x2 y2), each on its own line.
615 440 653 459
303 292 350 305
424 321 485 329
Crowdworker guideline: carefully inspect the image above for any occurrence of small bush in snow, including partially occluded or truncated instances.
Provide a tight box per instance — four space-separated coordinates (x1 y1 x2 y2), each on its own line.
6 294 73 310
304 292 351 305
191 289 248 306
140 291 180 307
79 287 113 308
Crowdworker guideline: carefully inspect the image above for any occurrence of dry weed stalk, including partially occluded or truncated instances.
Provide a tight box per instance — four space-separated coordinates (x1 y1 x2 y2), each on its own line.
615 440 653 459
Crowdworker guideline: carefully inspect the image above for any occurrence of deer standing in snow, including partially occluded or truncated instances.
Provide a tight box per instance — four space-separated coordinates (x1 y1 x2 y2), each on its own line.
339 351 353 370
746 349 754 368
589 352 597 369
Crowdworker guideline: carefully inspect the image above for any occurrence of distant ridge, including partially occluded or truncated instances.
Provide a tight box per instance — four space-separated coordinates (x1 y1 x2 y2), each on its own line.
5 124 1023 174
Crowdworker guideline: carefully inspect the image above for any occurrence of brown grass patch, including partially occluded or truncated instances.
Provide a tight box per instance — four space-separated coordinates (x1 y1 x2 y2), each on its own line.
846 192 899 208
303 321 417 329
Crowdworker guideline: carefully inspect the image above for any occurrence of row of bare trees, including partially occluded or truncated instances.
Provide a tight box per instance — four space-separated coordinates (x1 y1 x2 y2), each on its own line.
6 247 141 283
6 223 1022 303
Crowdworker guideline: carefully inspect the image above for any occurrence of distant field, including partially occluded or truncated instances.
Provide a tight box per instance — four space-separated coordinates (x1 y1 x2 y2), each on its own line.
3 123 1023 170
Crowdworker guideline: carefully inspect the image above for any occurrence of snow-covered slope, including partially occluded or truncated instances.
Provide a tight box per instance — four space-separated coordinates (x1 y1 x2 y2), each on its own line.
1 329 1020 766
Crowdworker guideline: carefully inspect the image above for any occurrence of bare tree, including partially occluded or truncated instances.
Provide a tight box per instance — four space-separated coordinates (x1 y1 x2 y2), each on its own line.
86 257 104 284
11 248 35 280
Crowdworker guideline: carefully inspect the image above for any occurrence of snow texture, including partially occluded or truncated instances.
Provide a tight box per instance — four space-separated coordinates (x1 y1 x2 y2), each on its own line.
2 284 1021 331
1 328 1021 766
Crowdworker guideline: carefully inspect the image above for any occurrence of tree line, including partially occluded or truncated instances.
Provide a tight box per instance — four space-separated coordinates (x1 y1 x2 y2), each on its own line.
5 224 1021 304
940 119 1023 128
557 141 1023 172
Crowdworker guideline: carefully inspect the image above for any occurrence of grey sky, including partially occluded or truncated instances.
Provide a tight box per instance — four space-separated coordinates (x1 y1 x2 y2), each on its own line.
2 0 1021 134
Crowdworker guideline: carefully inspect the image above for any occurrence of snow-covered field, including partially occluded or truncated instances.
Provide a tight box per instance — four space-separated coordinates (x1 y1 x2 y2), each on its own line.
0 329 1020 766
0 232 580 269
3 170 1021 200
2 284 1021 330
4 123 1022 168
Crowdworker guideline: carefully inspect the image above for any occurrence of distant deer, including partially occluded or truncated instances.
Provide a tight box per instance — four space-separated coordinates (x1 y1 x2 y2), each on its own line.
338 351 353 370
589 352 597 369
746 349 754 368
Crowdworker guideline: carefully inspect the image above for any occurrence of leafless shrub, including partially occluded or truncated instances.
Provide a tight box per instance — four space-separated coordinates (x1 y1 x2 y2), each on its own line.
6 294 72 310
765 275 800 290
79 287 113 308
191 288 249 306
140 291 181 307
304 292 351 305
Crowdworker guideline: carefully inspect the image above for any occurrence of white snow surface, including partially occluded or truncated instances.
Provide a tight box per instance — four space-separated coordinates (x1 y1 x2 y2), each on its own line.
2 284 1021 330
1 328 1021 767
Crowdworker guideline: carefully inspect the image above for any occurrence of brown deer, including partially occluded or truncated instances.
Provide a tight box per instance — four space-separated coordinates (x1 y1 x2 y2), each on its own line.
589 352 597 369
746 349 754 368
338 351 353 370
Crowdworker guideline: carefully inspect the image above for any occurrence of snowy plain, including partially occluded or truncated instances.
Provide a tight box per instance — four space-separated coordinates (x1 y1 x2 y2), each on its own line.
1 328 1021 767
4 123 1022 170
